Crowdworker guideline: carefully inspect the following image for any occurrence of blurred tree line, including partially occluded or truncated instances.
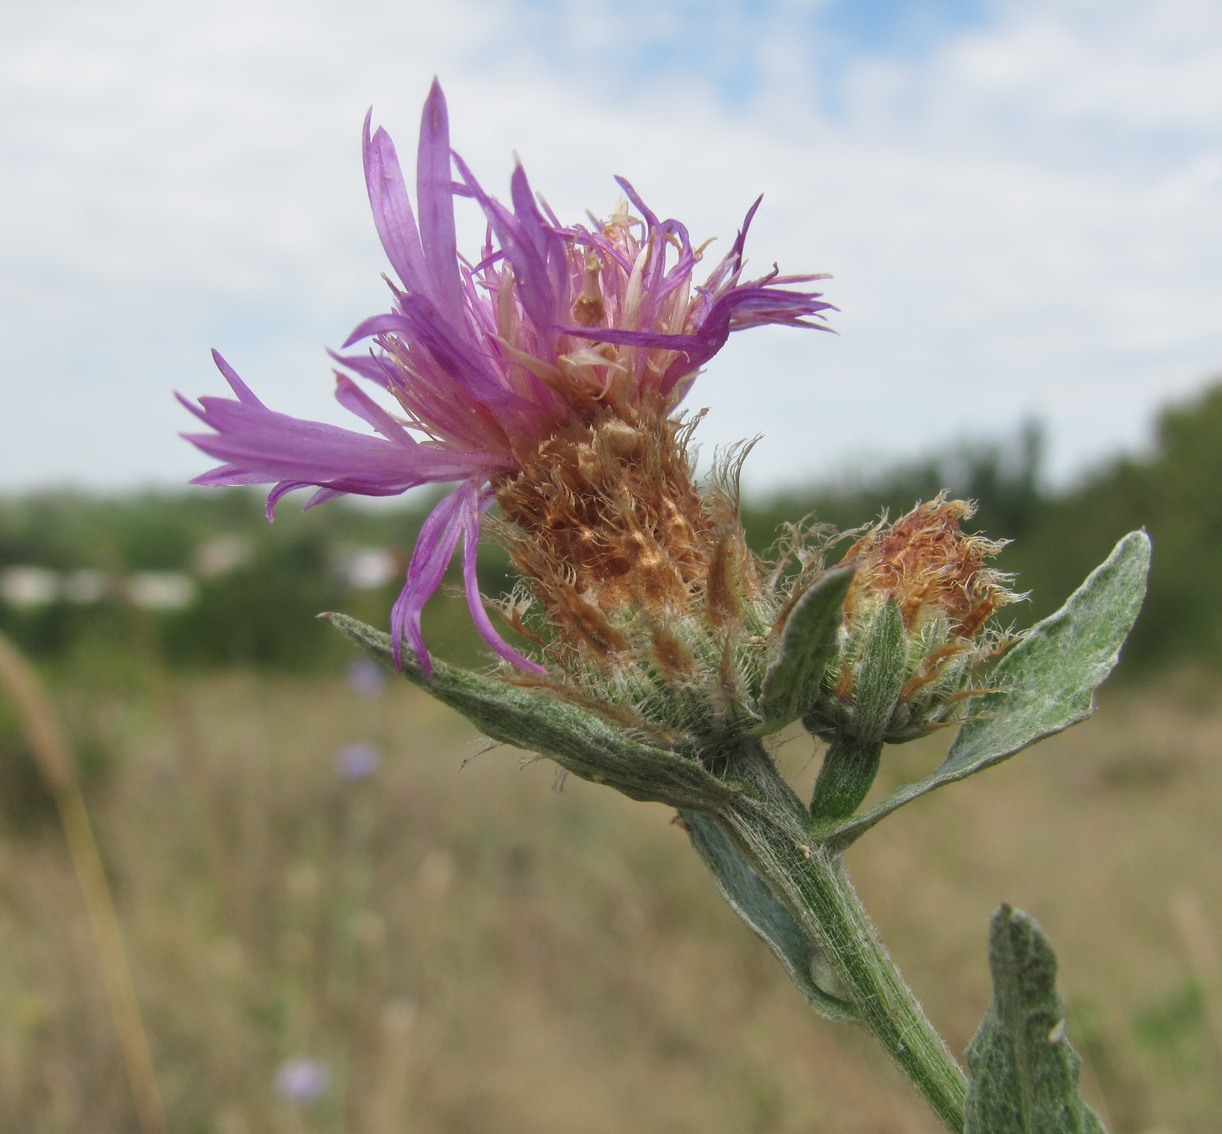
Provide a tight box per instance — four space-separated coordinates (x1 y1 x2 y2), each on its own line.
3 379 1220 679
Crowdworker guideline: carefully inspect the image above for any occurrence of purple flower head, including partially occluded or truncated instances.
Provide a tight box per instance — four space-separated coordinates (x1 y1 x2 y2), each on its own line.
347 656 387 697
274 1057 329 1104
335 740 380 781
182 80 834 676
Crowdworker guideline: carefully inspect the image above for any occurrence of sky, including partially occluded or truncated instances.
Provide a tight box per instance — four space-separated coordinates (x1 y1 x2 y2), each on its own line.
2 0 1220 499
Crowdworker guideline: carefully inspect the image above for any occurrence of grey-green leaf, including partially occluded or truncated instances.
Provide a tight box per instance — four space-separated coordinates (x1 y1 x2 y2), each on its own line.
682 810 857 1022
325 613 739 810
825 530 1150 849
964 906 1107 1134
757 568 852 733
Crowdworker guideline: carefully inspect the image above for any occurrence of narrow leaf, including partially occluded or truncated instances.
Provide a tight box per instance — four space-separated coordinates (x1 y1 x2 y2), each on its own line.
757 568 852 733
682 810 857 1022
325 613 739 810
964 906 1106 1134
825 530 1150 849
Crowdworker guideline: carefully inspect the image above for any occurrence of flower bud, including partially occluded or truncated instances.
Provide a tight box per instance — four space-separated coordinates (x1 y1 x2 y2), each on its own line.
805 496 1020 746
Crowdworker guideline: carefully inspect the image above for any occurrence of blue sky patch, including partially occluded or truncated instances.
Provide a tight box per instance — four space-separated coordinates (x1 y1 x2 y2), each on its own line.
820 0 993 59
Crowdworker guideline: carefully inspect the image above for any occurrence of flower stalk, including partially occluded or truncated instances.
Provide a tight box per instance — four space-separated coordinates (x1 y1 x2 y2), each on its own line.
697 738 967 1130
808 735 884 822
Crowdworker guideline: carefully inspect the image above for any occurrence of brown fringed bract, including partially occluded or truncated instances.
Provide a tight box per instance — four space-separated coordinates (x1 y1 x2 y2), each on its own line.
494 406 761 685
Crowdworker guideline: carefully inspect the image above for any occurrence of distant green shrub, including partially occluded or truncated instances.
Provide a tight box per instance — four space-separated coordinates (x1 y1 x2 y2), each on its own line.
3 378 1220 674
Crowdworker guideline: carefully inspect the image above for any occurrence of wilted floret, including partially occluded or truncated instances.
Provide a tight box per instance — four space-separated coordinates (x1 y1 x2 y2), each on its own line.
840 496 1015 641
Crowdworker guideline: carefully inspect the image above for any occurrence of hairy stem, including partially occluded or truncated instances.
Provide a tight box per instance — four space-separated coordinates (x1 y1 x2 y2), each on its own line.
717 740 966 1131
809 736 883 821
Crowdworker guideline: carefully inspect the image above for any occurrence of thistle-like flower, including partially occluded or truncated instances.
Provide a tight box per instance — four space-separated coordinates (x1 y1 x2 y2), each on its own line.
181 80 833 679
273 1058 329 1105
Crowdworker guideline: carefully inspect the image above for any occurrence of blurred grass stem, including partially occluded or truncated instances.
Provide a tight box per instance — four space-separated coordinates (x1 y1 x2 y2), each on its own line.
0 630 167 1134
1172 889 1222 1064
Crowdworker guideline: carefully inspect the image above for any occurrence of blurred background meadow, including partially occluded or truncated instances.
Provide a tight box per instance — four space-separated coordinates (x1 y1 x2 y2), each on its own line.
3 382 1222 1132
5 0 1222 1129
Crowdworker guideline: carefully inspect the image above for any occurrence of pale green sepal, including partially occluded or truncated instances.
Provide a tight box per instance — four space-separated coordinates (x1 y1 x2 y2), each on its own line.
682 810 858 1023
848 599 907 742
325 613 741 810
964 906 1107 1134
756 568 852 734
823 530 1150 850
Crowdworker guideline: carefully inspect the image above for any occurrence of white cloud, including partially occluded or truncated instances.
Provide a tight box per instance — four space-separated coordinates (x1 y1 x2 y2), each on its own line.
1 0 1219 499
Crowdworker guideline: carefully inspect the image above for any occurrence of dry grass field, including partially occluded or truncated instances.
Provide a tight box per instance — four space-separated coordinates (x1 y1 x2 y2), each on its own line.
1 659 1220 1133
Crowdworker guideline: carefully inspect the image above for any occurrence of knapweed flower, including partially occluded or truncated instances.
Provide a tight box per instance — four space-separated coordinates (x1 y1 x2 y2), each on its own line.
347 656 387 698
804 496 1021 744
335 740 380 781
273 1057 329 1104
181 80 833 680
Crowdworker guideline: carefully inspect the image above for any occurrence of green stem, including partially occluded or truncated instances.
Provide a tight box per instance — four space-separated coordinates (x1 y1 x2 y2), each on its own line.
809 735 883 821
719 742 966 1132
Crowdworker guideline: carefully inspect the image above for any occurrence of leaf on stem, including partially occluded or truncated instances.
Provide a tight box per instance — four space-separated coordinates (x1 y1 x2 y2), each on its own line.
682 810 858 1023
964 906 1106 1134
822 530 1150 849
325 612 739 810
